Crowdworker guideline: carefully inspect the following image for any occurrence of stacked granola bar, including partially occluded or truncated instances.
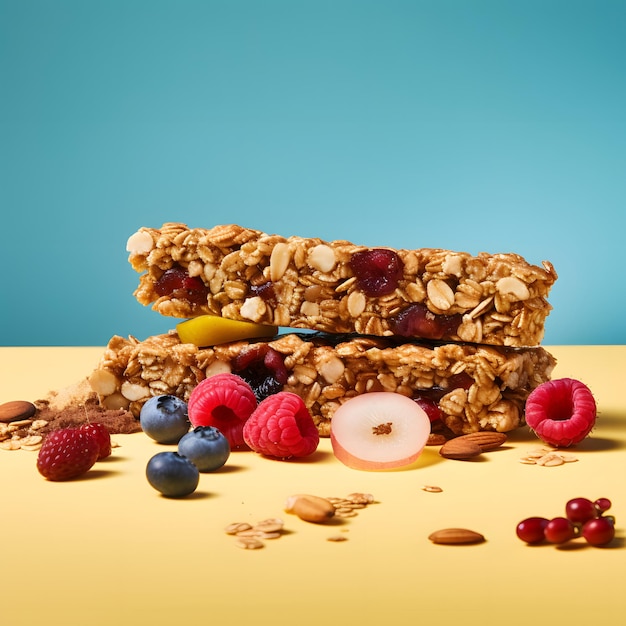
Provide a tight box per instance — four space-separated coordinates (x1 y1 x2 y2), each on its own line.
89 223 558 435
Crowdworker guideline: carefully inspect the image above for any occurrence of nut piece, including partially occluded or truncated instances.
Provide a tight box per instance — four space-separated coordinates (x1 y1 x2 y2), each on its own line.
453 431 508 452
0 401 36 424
428 528 486 545
285 494 336 523
439 438 483 460
426 433 447 446
126 229 154 254
307 244 337 273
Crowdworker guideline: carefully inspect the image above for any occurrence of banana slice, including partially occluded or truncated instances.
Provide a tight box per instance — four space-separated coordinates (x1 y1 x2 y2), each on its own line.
176 316 277 347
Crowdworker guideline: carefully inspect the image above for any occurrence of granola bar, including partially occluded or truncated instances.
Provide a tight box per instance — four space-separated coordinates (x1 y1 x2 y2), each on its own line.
126 223 557 348
88 331 556 436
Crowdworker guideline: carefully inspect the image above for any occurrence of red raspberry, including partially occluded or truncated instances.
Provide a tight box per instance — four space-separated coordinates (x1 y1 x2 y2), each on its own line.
187 373 257 450
36 428 100 481
243 392 319 459
78 423 112 460
524 378 597 447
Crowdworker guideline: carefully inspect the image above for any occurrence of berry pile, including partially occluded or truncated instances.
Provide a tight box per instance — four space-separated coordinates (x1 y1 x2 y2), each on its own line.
516 497 616 547
141 373 321 497
187 373 319 460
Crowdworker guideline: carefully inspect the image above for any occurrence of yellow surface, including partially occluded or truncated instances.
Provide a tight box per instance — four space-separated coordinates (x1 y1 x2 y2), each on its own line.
1 346 625 626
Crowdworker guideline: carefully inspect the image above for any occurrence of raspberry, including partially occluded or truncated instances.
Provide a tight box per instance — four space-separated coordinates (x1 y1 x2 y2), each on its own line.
524 378 597 447
187 373 258 450
78 423 112 460
243 392 320 459
36 428 100 481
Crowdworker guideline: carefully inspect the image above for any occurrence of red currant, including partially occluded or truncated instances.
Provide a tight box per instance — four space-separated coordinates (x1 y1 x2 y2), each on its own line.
565 497 598 525
581 517 615 546
516 517 549 544
544 517 577 544
594 497 612 514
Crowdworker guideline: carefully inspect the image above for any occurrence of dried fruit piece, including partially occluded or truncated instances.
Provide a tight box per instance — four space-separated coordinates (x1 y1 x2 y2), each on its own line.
524 378 597 447
155 265 209 305
330 392 430 470
187 373 257 450
349 248 404 296
36 428 100 481
176 315 277 347
243 392 319 459
232 345 288 402
389 303 461 340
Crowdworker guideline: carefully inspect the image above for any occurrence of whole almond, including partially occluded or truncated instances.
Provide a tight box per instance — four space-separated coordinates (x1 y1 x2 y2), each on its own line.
428 528 485 545
0 400 36 424
454 431 508 451
285 494 336 523
439 438 482 460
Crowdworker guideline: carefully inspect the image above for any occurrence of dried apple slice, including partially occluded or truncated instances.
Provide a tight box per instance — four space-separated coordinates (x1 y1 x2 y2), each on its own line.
330 392 430 470
176 315 277 347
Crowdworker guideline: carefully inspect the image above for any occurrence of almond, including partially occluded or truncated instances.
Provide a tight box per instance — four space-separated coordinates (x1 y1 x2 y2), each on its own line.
0 400 36 424
428 528 486 545
284 494 336 523
439 438 482 460
454 431 508 452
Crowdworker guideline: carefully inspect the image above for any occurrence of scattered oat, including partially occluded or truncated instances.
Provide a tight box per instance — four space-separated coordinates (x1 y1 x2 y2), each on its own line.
234 537 264 550
327 493 376 518
519 447 578 467
422 485 443 493
225 518 285 549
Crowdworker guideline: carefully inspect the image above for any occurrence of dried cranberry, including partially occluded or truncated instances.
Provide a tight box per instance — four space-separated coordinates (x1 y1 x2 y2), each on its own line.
232 345 288 402
250 282 276 302
447 372 474 390
389 303 461 340
155 266 209 306
414 397 442 422
349 249 404 297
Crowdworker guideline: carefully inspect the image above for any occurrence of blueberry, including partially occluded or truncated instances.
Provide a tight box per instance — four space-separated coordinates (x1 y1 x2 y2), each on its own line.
140 395 190 444
146 451 199 497
178 426 231 472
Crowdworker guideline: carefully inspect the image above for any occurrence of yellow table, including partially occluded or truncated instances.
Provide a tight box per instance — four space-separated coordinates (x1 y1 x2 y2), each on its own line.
1 346 625 626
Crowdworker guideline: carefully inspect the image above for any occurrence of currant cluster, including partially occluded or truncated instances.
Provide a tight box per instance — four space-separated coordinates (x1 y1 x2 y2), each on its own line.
516 497 615 547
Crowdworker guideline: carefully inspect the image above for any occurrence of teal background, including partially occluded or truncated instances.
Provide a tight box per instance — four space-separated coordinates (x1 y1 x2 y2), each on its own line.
1 0 624 346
